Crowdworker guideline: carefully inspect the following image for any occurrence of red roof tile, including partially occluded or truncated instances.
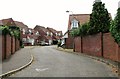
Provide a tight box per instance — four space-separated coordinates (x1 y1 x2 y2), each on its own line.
0 20 3 25
34 25 51 34
47 27 57 34
44 35 52 40
15 21 28 30
68 14 90 30
2 18 16 26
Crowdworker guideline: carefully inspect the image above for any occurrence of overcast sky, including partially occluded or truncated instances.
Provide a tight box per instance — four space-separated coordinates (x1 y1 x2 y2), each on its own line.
0 0 119 33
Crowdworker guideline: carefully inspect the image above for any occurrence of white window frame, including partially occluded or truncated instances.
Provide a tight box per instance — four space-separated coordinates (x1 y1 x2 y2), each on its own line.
47 32 49 36
71 19 78 29
23 29 25 34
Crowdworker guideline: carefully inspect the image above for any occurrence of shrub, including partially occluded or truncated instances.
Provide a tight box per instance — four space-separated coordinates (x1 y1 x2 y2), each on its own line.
79 22 90 36
70 28 80 37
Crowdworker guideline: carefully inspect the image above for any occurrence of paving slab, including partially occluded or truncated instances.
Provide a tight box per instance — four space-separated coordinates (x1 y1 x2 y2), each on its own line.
1 47 32 75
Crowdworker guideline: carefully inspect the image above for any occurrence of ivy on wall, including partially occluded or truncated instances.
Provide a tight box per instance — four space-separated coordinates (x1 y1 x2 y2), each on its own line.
0 26 20 40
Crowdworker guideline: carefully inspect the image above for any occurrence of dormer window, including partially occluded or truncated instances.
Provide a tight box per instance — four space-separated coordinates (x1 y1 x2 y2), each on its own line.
50 32 53 37
29 30 31 33
23 29 25 34
71 19 79 29
36 31 39 35
56 33 57 36
47 32 49 36
58 33 61 36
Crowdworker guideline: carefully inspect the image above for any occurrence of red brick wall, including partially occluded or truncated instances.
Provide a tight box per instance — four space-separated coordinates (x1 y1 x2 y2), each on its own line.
82 33 102 57
74 37 82 53
66 36 74 49
6 34 11 59
1 34 20 60
11 36 15 54
15 38 20 51
0 35 5 60
103 33 119 62
2 35 5 60
118 46 120 62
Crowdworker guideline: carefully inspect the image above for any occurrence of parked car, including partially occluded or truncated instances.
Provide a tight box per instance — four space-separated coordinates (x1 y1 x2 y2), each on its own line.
40 41 49 46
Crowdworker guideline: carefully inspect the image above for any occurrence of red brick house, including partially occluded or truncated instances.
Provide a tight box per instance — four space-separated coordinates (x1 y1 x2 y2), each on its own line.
15 21 28 32
34 25 52 45
15 21 40 46
63 14 90 49
47 27 62 44
15 21 30 46
27 28 40 46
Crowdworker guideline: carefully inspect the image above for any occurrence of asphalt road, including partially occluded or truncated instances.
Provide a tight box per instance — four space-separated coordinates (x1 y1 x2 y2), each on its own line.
10 46 117 77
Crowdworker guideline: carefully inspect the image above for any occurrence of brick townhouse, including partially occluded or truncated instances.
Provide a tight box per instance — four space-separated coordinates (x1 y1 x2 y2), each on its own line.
63 14 90 49
47 27 62 44
15 21 40 46
34 25 53 45
27 28 40 45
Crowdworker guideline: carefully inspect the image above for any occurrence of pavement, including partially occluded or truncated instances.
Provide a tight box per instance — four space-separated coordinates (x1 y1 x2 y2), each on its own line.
0 46 34 78
55 47 120 76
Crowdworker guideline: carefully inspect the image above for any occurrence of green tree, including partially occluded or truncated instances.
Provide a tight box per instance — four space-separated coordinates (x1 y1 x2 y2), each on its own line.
110 8 120 45
89 1 111 34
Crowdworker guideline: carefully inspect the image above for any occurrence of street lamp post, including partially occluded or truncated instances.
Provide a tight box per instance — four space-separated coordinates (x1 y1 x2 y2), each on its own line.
66 10 75 52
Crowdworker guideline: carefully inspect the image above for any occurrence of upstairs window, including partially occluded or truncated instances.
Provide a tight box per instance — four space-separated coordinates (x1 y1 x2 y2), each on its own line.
23 29 25 34
50 32 53 37
47 32 49 36
56 33 57 36
58 33 61 36
36 31 39 35
29 30 32 34
71 19 79 29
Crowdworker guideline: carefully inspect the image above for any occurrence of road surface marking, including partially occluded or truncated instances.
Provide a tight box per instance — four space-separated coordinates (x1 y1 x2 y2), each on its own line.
35 68 49 72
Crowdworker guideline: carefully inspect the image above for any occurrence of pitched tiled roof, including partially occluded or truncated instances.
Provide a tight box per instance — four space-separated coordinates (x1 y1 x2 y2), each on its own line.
0 20 3 25
47 27 57 34
47 27 63 36
68 14 90 30
15 21 28 30
2 18 16 26
34 25 50 34
53 35 60 40
44 35 52 40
